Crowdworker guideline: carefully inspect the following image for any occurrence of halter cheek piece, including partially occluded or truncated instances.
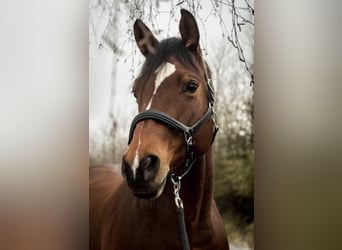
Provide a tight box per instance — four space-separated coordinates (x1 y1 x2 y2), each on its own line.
127 78 219 181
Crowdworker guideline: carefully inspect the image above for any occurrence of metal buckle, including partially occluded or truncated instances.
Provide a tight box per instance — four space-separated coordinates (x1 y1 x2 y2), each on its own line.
171 174 183 209
186 135 193 146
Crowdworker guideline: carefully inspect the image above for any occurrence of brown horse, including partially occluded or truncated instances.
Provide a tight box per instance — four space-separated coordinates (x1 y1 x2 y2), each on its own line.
90 9 229 250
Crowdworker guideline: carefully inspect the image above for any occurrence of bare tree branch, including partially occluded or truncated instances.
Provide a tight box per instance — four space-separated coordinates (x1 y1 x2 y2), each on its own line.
227 0 254 85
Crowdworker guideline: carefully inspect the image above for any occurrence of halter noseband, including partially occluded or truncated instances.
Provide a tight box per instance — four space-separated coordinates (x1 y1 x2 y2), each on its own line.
127 78 218 180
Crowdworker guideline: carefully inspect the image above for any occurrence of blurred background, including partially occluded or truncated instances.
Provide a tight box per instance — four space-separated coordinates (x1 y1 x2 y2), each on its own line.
89 0 254 248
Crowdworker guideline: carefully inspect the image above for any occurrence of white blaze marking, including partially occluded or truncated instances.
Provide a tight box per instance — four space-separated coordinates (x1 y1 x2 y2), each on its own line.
132 63 175 178
132 122 144 179
146 62 176 110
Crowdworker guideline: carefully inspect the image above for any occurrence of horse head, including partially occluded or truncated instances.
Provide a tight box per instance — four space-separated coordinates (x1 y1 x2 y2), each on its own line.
122 9 217 200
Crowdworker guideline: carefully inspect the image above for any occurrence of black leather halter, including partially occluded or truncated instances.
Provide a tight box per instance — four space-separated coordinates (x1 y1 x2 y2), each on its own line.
127 75 218 250
127 78 218 181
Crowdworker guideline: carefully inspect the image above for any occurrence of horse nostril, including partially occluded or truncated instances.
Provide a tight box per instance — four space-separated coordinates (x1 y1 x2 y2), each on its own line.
121 157 133 183
139 155 160 182
140 155 152 170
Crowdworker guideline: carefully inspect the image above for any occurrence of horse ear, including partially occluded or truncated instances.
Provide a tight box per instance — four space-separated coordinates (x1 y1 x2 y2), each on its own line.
134 19 159 57
179 9 200 52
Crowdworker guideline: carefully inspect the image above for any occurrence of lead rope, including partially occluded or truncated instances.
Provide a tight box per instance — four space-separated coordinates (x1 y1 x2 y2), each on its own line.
171 174 191 250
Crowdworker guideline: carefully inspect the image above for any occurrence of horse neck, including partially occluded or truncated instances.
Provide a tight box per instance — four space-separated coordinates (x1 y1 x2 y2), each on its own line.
178 145 215 225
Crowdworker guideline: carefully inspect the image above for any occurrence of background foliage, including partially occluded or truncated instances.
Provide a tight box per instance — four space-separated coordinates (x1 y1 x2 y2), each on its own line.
208 39 253 246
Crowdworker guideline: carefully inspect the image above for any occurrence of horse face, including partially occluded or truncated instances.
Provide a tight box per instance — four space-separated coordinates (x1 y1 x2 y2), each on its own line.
122 10 214 199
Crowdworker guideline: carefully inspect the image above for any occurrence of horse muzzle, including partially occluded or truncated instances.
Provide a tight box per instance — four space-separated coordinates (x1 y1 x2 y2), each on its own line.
121 155 166 200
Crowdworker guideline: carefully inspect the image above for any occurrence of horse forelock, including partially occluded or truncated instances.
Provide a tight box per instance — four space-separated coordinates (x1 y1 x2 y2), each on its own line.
137 37 201 84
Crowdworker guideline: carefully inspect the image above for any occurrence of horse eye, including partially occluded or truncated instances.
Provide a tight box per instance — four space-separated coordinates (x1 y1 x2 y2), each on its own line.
132 90 137 98
183 81 198 93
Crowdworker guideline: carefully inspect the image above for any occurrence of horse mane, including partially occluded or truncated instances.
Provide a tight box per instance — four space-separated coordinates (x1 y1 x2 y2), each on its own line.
138 37 201 84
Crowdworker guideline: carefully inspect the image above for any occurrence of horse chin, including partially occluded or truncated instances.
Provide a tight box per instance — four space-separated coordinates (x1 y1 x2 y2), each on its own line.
133 178 167 200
